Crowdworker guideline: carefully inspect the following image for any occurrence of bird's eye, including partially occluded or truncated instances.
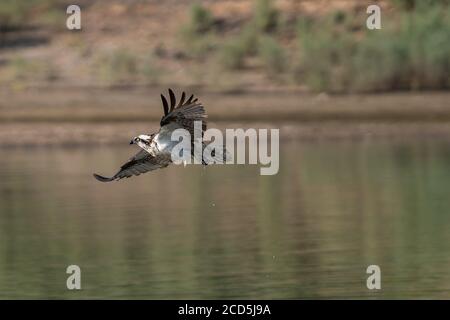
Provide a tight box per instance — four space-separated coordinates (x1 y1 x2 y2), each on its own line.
136 138 140 142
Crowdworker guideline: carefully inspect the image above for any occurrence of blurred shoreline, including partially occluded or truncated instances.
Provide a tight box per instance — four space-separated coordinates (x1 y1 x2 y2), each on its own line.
1 1 448 93
1 1 449 146
2 121 450 147
1 89 450 146
2 88 450 122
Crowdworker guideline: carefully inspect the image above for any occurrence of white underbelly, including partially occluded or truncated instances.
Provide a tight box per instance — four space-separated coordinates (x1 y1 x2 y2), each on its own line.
155 135 177 153
154 126 179 153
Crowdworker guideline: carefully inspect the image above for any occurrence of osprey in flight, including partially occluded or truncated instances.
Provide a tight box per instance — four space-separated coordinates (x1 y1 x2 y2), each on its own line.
94 89 222 182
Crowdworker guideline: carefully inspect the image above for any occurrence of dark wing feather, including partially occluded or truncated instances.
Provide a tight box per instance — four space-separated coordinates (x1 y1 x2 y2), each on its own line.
93 150 171 182
177 91 186 107
160 94 169 116
168 88 176 112
159 89 207 135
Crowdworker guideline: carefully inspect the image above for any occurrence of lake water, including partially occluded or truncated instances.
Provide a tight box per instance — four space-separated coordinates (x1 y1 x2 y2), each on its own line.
0 139 449 299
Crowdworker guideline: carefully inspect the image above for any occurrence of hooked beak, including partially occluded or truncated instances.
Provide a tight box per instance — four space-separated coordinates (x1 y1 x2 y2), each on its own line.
129 139 134 145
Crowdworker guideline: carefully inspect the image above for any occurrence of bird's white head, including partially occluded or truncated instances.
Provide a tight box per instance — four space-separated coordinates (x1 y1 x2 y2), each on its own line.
130 134 153 151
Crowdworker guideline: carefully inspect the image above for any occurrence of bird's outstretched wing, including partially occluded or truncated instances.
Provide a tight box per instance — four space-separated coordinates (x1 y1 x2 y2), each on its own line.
159 88 207 136
93 150 171 182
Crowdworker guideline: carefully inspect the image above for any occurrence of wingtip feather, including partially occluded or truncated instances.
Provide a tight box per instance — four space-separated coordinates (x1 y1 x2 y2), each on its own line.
160 94 169 116
168 88 176 111
93 173 114 182
178 91 186 107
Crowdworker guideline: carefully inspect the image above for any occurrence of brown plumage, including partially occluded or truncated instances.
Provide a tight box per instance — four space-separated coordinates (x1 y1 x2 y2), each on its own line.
93 89 207 182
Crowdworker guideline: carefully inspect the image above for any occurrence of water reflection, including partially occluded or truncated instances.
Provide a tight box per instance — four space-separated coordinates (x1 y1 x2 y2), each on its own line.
0 139 449 299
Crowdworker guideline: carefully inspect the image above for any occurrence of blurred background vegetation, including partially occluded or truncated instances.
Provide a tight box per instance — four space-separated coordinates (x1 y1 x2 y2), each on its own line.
1 1 450 300
0 0 448 93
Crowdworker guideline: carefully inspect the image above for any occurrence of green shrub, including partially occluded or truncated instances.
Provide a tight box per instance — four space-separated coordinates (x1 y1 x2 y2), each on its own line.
189 2 214 33
0 0 60 29
141 53 161 85
95 49 137 86
177 3 216 58
353 5 450 91
178 28 217 59
0 0 32 28
238 24 260 56
219 40 247 69
258 36 286 76
295 14 354 91
180 0 279 70
218 21 267 70
392 0 449 10
254 0 278 33
36 6 65 30
295 5 450 92
9 56 58 82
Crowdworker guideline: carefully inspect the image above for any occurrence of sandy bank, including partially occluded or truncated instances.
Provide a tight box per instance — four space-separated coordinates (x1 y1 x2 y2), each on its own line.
1 89 450 146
